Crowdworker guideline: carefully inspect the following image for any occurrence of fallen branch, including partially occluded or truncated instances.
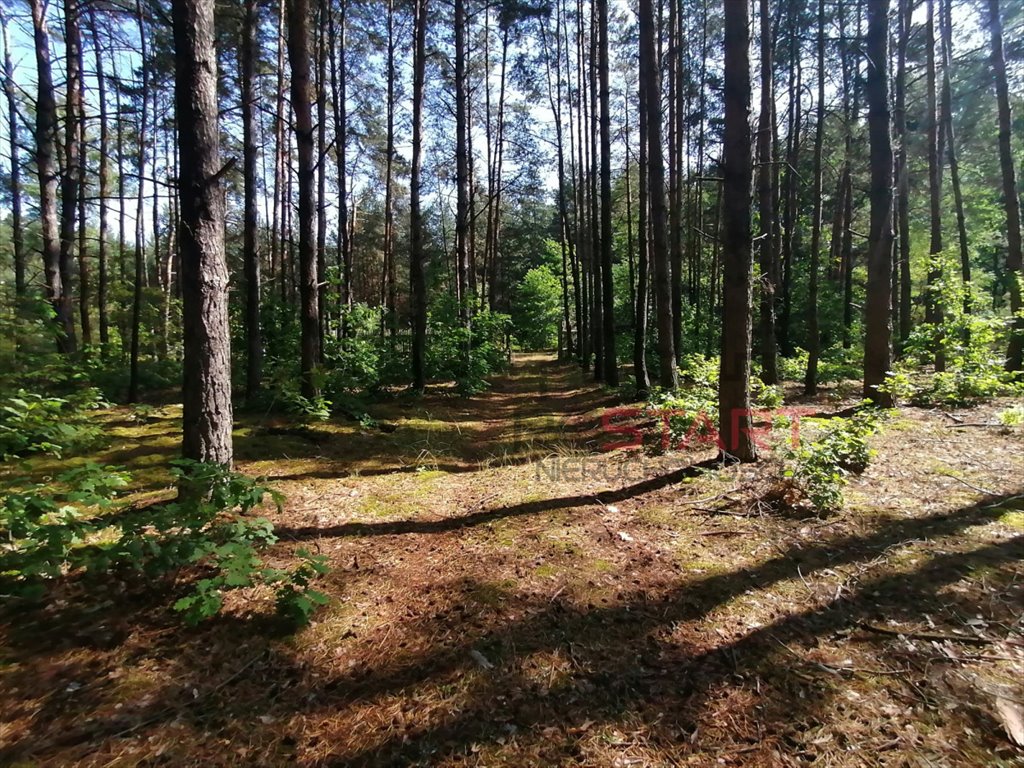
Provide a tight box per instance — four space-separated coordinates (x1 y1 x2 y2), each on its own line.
857 622 1024 648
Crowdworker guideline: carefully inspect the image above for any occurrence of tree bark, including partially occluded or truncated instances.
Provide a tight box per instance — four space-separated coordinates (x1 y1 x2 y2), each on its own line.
87 7 110 350
1 12 24 305
30 0 75 353
925 0 945 371
60 0 85 351
315 0 328 347
172 0 233 469
719 0 757 462
128 0 148 402
455 0 470 326
382 0 397 339
639 0 677 389
894 0 911 348
241 0 262 400
804 0 825 395
939 0 968 312
597 0 616 385
863 0 894 406
634 36 651 395
757 0 778 385
287 0 322 398
410 0 428 390
986 0 1022 372
780 1 801 356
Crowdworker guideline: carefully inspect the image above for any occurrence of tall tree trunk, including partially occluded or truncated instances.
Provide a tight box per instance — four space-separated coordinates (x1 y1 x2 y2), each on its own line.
757 0 778 384
667 0 682 363
241 0 262 400
410 0 428 390
634 41 651 395
31 0 74 354
720 0 756 463
863 0 894 406
287 0 321 398
540 10 575 357
562 0 583 364
272 1 285 297
589 0 603 381
87 7 110 349
940 0 968 312
382 0 397 339
455 0 470 328
77 73 91 348
988 0 1023 372
925 0 945 371
894 0 911 348
804 0 825 395
30 0 73 352
172 0 233 471
315 0 328 346
780 2 801 356
128 0 148 402
597 0 616 385
0 12 24 305
329 0 351 335
639 0 677 389
60 0 84 352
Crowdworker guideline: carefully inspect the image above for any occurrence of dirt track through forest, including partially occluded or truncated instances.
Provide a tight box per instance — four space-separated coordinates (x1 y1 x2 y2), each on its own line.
2 353 1024 766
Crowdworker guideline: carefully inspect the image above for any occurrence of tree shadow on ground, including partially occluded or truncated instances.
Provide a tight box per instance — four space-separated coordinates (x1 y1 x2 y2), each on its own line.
2 476 1020 765
235 355 625 481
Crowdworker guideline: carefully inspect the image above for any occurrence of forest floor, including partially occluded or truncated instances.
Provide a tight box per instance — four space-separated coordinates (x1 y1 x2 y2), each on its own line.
2 353 1024 767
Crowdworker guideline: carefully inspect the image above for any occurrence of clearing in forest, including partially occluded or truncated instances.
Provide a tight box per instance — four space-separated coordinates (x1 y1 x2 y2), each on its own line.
2 353 1023 766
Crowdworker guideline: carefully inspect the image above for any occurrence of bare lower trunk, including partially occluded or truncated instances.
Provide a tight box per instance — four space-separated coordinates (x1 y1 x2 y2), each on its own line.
172 0 233 469
87 7 110 349
31 0 75 353
804 0 825 395
410 0 428 391
757 0 777 384
241 0 262 400
986 0 1022 372
597 0 616 385
287 0 321 398
639 0 676 389
1 12 24 304
863 0 894 406
720 0 757 462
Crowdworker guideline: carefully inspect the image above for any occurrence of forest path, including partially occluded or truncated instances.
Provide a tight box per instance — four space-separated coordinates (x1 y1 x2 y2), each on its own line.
4 358 1024 767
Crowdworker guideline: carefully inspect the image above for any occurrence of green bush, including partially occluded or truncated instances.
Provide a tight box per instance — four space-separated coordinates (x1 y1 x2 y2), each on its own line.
777 410 881 514
0 388 107 458
646 355 785 450
512 265 562 350
892 254 1022 406
427 300 511 394
0 461 330 628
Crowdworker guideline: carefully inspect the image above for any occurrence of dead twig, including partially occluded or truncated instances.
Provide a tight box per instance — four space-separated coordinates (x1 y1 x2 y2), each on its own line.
857 622 1024 648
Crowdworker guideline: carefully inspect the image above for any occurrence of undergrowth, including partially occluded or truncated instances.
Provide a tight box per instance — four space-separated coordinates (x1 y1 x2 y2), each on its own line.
767 409 882 515
0 460 329 628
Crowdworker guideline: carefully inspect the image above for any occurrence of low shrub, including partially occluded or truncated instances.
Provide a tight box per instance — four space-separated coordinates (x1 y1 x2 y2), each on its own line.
0 460 330 627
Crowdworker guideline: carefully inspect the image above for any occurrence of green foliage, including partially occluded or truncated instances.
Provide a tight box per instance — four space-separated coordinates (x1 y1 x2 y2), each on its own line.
778 410 881 514
778 346 862 385
427 298 511 394
890 256 1021 406
511 265 563 350
0 388 107 458
645 355 784 448
997 405 1024 427
0 460 329 628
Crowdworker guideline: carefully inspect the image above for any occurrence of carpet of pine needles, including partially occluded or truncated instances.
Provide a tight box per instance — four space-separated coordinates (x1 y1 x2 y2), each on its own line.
2 353 1023 767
